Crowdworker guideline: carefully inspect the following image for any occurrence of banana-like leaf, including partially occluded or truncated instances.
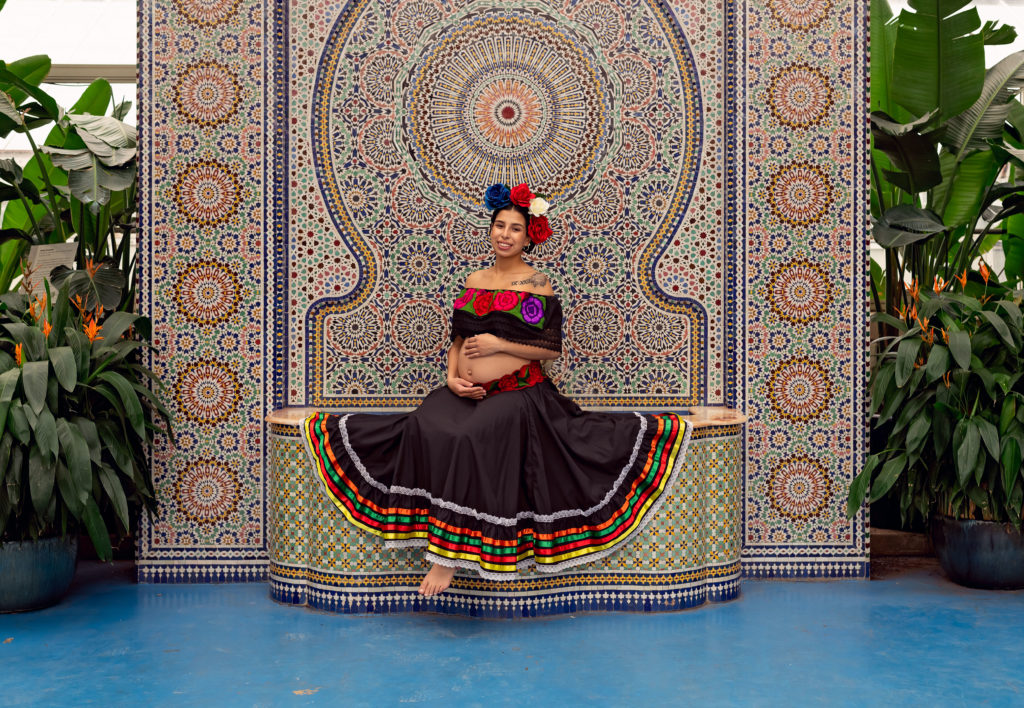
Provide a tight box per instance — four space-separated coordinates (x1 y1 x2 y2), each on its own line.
873 204 948 247
0 55 51 108
0 63 59 121
935 149 1000 226
56 417 90 506
892 0 984 121
943 52 1024 155
69 80 112 119
0 90 21 125
871 111 943 192
21 360 47 415
982 21 1017 46
66 114 137 148
42 147 94 171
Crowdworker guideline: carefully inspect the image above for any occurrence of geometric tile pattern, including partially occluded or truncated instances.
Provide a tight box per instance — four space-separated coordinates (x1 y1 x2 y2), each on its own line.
269 424 742 616
136 0 868 582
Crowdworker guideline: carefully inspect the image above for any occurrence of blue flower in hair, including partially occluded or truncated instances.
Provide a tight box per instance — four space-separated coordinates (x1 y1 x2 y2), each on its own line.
484 183 512 211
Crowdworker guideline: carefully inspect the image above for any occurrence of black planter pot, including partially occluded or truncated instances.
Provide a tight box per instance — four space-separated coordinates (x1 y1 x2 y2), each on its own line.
0 536 78 612
930 516 1024 590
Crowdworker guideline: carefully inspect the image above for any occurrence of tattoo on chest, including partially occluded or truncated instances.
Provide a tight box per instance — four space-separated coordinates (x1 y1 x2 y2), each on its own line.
510 273 548 287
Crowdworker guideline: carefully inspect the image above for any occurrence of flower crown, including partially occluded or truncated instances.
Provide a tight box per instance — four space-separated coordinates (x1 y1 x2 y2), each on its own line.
484 183 553 245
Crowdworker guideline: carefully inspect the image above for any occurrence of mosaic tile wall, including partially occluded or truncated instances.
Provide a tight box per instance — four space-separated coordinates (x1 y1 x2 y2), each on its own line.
136 0 868 580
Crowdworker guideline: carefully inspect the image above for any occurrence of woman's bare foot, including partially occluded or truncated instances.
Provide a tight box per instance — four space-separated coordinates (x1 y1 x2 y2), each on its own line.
419 563 456 596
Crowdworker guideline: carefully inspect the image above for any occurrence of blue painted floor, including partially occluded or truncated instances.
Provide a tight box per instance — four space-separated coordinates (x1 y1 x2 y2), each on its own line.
1 562 1022 707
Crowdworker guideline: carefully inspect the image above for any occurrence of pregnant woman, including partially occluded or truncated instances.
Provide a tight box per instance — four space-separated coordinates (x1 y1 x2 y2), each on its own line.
303 182 691 596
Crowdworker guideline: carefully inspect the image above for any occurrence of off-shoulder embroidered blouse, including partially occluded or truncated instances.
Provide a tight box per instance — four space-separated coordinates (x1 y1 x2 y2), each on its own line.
450 287 563 353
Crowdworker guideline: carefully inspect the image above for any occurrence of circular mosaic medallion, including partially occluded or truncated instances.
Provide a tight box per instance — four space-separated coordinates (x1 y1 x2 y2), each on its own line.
175 458 239 524
391 300 447 356
767 63 834 129
389 237 446 293
172 160 241 227
174 260 241 326
402 9 613 210
567 301 624 355
568 363 618 395
767 0 834 32
338 171 385 226
172 0 241 27
325 305 383 356
767 161 833 227
172 61 241 128
568 240 623 295
635 364 686 396
174 359 241 425
391 0 444 48
766 356 833 422
396 364 440 395
631 306 684 355
768 455 833 521
331 366 383 396
767 258 834 325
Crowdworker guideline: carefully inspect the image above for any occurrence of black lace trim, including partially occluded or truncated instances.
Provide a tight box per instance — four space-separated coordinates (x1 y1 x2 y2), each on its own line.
451 302 563 353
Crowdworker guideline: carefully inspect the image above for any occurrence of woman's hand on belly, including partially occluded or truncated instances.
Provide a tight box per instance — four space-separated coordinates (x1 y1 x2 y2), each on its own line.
447 376 485 399
462 334 503 358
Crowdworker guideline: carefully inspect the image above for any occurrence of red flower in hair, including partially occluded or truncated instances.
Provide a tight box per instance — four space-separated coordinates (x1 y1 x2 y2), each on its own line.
528 215 552 244
509 183 534 207
473 291 494 316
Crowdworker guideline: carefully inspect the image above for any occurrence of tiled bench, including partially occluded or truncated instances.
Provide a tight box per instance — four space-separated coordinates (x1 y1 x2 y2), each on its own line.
266 406 746 618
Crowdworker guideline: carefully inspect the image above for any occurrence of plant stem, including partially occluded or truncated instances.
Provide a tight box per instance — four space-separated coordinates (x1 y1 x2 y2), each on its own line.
23 129 66 243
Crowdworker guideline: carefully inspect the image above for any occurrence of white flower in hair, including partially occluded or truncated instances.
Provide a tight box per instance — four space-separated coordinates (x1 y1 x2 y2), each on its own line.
528 197 550 217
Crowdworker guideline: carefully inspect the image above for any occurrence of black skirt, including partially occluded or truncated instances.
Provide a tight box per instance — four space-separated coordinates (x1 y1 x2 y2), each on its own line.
302 378 691 580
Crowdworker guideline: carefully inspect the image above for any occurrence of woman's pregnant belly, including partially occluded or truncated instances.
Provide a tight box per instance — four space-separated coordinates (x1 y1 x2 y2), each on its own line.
457 348 532 384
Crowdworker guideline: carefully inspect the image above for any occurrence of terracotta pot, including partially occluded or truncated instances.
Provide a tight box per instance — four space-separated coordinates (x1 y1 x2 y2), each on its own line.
0 536 78 612
930 516 1024 590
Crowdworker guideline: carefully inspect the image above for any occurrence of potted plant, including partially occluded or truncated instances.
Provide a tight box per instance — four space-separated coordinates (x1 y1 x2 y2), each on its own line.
849 268 1024 588
0 271 171 611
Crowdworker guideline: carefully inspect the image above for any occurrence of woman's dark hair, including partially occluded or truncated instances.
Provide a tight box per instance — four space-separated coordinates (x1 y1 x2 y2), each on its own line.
489 204 535 253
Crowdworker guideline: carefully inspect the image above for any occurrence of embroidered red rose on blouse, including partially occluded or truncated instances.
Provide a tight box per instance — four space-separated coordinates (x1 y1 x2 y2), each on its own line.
498 374 518 391
473 291 494 316
493 290 519 311
509 183 534 207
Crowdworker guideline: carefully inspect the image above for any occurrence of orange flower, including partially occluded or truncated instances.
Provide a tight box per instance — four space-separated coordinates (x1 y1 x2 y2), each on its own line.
921 328 935 345
908 303 918 323
84 258 100 278
940 327 949 344
933 275 947 293
980 262 990 284
71 294 86 316
14 343 22 367
898 303 908 320
908 278 920 302
943 371 951 388
42 320 52 338
83 316 103 343
954 269 967 289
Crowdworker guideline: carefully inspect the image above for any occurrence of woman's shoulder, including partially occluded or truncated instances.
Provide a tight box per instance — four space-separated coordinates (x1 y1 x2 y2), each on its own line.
463 269 557 297
512 271 556 297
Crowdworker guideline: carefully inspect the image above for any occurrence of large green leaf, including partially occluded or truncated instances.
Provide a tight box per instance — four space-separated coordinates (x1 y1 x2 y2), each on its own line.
1001 436 1022 493
869 453 909 503
0 56 51 109
943 52 1024 155
68 79 112 117
948 328 971 368
54 459 82 519
933 149 1000 227
871 111 943 193
0 366 20 435
0 62 59 122
82 496 112 562
980 309 1017 350
66 114 137 149
895 337 922 386
33 407 58 463
27 444 52 519
97 463 128 532
925 343 950 381
976 416 1000 460
71 417 101 465
93 311 139 348
954 418 981 486
873 205 947 246
47 346 76 392
847 455 881 518
20 360 47 415
892 0 984 121
56 417 90 506
96 370 145 439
